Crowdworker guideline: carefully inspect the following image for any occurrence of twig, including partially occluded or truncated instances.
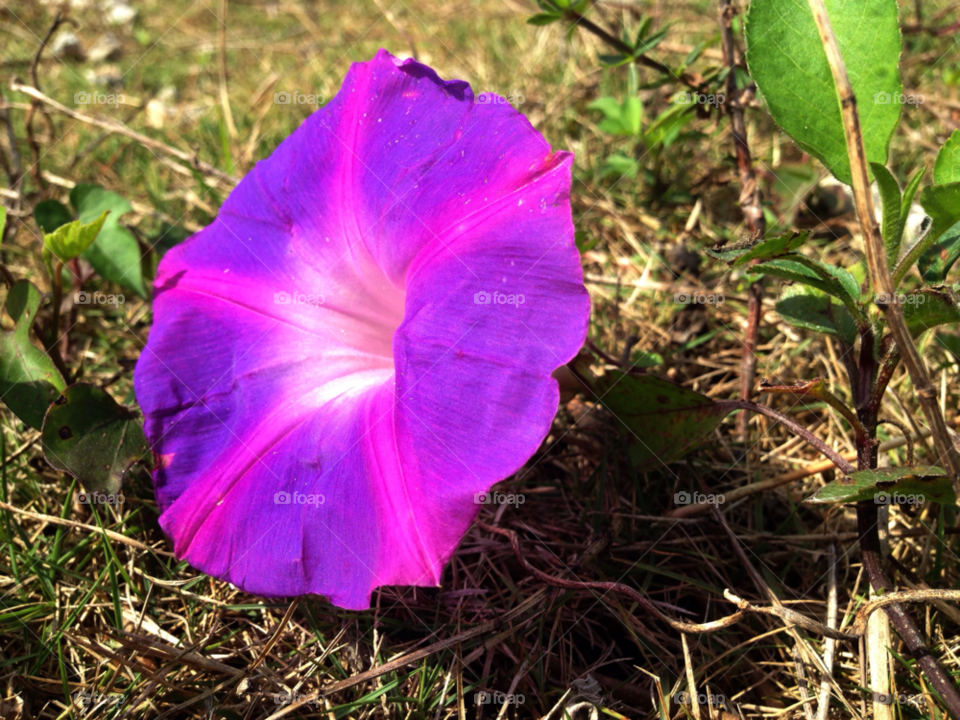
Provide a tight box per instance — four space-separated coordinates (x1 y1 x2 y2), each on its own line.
682 634 703 720
0 500 173 556
218 0 238 140
716 399 856 474
794 646 816 720
9 82 239 186
23 12 72 194
718 0 766 442
477 520 746 635
816 543 838 720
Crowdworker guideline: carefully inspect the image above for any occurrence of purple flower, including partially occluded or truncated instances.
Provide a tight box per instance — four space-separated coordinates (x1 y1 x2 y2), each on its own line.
133 50 589 609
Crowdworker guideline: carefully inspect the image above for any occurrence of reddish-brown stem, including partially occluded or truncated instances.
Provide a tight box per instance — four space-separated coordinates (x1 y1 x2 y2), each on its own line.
718 0 766 441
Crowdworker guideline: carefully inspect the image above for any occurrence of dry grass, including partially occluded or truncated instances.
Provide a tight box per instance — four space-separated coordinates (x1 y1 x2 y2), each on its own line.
2 0 960 718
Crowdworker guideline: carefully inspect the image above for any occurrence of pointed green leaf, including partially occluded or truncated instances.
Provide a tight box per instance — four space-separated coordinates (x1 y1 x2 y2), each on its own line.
621 96 641 136
935 130 960 185
593 371 734 471
599 152 638 179
745 0 902 185
643 103 693 147
808 465 954 504
42 211 109 263
919 223 960 283
734 231 811 267
871 163 906 264
41 383 153 494
755 257 860 303
527 12 562 25
33 199 73 234
0 281 66 429
775 285 857 344
902 286 960 337
71 184 146 297
919 182 960 247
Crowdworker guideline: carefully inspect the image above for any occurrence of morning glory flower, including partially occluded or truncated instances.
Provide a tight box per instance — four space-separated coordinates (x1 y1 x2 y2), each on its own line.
133 49 589 609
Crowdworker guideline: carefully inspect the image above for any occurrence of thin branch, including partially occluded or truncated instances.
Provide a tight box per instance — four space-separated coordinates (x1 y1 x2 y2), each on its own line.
718 0 767 442
10 82 239 186
716 398 857 474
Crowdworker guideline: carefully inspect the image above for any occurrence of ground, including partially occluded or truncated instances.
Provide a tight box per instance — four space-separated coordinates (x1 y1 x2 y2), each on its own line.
1 0 960 718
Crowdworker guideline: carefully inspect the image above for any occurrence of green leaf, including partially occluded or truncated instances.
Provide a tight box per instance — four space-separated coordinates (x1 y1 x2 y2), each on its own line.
919 223 960 283
629 350 663 368
902 286 960 337
635 28 669 55
871 163 907 264
527 12 561 25
919 182 960 248
70 184 146 297
745 0 902 185
593 371 734 470
0 281 66 429
731 231 811 267
33 200 73 234
634 15 653 45
808 465 954 504
621 96 641 136
598 54 633 68
935 130 960 185
598 152 638 179
643 103 693 147
151 223 192 257
775 285 857 344
0 205 5 240
41 383 153 494
575 231 599 254
755 257 860 303
42 211 109 263
920 138 960 282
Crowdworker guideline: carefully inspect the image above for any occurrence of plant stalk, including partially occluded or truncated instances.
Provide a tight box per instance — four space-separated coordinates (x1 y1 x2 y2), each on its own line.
805 0 960 487
857 502 960 718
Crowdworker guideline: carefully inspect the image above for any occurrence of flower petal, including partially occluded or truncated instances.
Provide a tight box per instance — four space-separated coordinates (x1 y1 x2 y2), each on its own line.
134 49 588 609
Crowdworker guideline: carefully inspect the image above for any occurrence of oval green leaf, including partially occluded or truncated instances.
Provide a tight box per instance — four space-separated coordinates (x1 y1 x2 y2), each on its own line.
41 383 153 494
0 281 66 429
746 0 903 185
